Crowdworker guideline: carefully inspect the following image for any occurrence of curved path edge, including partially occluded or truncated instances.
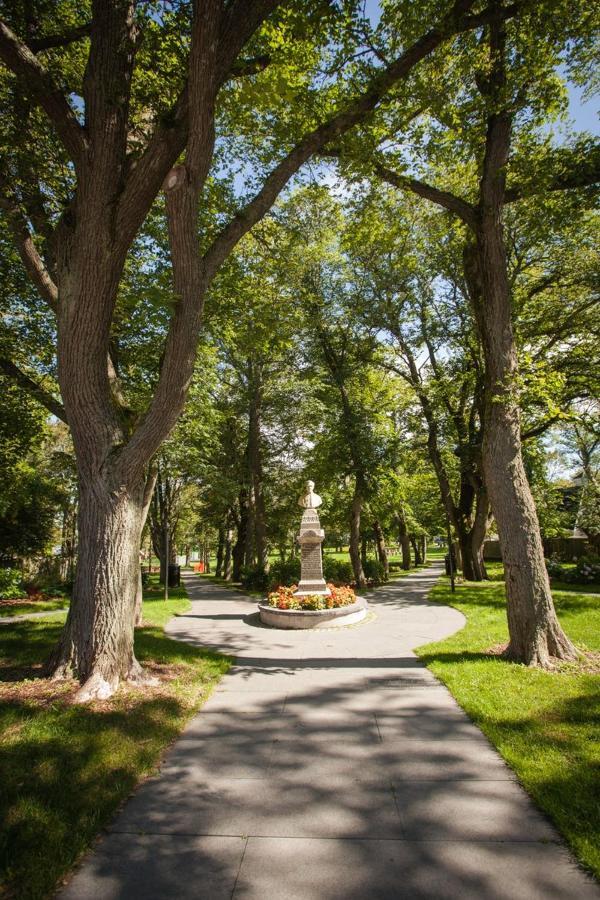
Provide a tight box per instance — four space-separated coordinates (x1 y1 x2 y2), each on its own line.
59 562 598 900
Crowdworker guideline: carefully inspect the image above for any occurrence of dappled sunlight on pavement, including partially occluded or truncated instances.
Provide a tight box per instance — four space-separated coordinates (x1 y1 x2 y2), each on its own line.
58 564 599 899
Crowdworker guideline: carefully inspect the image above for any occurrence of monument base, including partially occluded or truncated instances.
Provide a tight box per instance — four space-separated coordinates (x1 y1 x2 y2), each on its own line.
295 580 331 597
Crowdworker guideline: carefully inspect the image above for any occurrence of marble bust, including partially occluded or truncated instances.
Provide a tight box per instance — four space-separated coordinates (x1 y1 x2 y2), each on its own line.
298 479 322 509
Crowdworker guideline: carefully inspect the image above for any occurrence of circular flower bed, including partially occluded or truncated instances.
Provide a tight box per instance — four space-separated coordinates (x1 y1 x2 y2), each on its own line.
267 583 356 611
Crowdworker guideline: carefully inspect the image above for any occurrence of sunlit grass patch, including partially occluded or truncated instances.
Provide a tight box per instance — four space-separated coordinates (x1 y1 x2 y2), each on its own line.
416 573 600 880
0 576 230 899
0 597 69 618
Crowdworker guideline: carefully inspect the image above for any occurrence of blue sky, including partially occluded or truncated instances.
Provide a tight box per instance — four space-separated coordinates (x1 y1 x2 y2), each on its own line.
566 81 600 135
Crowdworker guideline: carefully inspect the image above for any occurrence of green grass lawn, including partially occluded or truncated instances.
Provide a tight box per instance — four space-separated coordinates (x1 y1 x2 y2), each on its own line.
416 570 600 880
0 597 70 618
198 545 446 574
0 576 230 900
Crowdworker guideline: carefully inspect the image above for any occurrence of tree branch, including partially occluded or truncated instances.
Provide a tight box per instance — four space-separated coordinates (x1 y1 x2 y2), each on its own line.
229 54 271 78
203 0 481 276
0 179 58 312
505 149 600 202
0 357 66 421
122 0 512 477
374 162 477 228
27 23 91 53
521 414 561 441
116 0 281 250
0 19 87 167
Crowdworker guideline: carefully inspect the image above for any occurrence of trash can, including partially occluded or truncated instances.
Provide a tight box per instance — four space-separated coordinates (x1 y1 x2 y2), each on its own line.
168 564 181 587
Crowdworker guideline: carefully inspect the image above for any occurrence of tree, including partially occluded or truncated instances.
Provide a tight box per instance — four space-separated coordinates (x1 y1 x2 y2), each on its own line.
344 189 491 579
0 380 62 560
329 2 598 664
569 404 600 551
0 0 500 698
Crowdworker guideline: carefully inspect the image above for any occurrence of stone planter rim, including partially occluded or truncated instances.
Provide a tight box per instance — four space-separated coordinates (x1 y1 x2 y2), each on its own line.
257 596 367 629
258 596 364 616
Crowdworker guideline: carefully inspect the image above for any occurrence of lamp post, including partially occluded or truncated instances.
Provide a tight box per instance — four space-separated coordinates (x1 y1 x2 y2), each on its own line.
164 518 169 602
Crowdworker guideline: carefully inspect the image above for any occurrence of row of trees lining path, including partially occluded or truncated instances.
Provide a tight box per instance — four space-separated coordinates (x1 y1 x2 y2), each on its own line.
0 0 597 699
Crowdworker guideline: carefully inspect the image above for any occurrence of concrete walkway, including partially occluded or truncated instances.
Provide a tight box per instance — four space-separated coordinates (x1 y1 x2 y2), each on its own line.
60 565 598 899
0 608 67 624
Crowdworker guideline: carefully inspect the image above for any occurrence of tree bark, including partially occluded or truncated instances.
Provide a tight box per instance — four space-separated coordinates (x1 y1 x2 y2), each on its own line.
457 529 482 581
215 526 225 578
248 364 268 570
349 486 366 588
373 518 389 579
411 536 423 566
223 526 234 580
470 484 490 580
397 507 411 570
360 533 368 568
232 491 248 581
468 228 576 662
50 474 157 701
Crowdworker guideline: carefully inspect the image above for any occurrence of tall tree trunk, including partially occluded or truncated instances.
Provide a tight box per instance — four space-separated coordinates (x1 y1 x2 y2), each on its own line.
248 368 268 571
360 533 368 568
223 527 234 581
233 492 248 581
411 535 423 566
467 13 576 665
51 474 157 701
215 526 225 578
373 519 389 579
397 506 411 570
349 487 366 588
472 231 576 663
457 530 479 581
244 497 255 567
134 468 157 627
470 484 490 581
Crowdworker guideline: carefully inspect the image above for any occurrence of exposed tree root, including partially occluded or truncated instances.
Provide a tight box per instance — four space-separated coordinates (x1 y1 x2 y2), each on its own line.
50 655 159 703
74 671 119 703
504 631 579 669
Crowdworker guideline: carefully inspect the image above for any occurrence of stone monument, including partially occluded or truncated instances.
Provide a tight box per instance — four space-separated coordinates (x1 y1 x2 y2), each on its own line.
296 480 330 597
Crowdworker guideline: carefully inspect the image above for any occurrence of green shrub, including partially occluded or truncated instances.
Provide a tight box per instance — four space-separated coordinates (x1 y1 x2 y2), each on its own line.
545 556 565 579
239 565 270 593
322 557 354 585
546 555 600 584
363 559 388 585
0 567 24 600
267 558 301 589
574 554 600 583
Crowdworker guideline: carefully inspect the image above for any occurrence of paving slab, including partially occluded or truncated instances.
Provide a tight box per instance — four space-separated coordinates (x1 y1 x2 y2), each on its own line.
395 778 557 842
59 834 246 900
109 777 403 840
59 564 600 899
267 738 516 784
233 838 599 900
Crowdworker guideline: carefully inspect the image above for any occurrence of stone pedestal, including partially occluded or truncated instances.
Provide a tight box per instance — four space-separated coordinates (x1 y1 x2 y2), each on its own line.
296 505 330 597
